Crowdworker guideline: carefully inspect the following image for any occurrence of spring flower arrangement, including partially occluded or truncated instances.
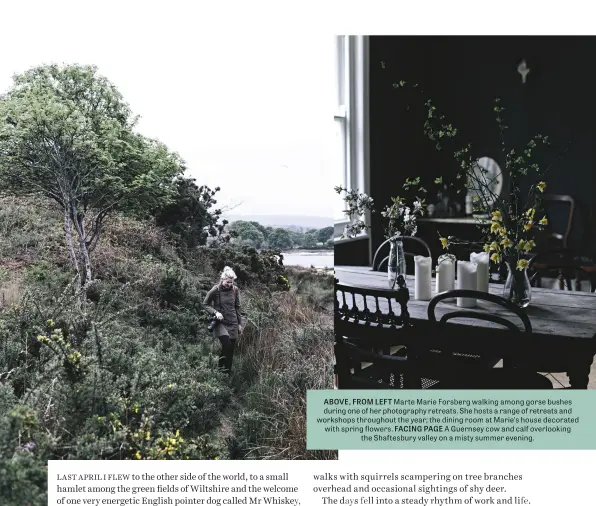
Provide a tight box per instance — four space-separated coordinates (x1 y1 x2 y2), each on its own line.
390 79 569 305
421 93 551 268
334 179 425 240
483 204 548 271
333 186 375 238
335 180 426 288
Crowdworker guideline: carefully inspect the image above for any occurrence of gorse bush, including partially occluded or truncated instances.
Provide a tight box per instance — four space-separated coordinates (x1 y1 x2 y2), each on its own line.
0 404 49 505
200 244 290 291
154 178 228 249
0 196 335 503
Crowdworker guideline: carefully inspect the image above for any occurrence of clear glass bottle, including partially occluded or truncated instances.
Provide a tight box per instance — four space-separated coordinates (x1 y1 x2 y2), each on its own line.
503 259 532 308
388 237 406 289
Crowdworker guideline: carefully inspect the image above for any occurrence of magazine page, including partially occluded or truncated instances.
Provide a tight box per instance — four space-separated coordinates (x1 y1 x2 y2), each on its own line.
1 2 595 506
328 20 596 506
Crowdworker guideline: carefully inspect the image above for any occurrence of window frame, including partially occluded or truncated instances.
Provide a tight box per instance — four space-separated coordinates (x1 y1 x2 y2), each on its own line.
333 35 370 244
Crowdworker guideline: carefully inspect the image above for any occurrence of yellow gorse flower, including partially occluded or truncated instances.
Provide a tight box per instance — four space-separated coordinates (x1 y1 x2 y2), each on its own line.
498 227 508 237
524 221 533 231
491 210 502 222
523 240 536 252
439 237 449 249
525 207 536 219
490 221 501 234
539 216 548 226
490 241 500 251
483 243 491 253
490 253 501 263
516 259 529 270
516 240 526 250
536 181 547 193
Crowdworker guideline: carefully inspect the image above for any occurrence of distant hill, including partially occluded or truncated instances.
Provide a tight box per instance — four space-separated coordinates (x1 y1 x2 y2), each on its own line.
224 214 333 230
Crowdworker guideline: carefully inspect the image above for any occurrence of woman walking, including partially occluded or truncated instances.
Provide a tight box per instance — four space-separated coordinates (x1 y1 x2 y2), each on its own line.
203 266 247 374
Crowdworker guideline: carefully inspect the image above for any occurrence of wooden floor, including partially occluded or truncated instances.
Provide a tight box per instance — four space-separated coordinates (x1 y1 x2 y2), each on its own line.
547 367 596 389
488 360 596 389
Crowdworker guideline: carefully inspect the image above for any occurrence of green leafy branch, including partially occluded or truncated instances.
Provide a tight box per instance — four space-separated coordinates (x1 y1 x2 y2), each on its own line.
391 77 569 265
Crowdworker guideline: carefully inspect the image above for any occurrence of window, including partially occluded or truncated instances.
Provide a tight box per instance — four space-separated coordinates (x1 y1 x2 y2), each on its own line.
333 35 370 240
334 36 348 222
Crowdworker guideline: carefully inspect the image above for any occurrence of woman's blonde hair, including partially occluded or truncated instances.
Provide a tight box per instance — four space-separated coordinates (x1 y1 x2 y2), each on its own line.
220 266 237 280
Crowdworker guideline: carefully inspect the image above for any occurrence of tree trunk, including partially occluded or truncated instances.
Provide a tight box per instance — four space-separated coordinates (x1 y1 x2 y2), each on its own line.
74 212 93 286
64 206 82 289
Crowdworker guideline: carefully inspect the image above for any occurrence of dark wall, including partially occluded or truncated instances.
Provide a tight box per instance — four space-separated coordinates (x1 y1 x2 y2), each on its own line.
334 238 369 266
369 36 596 257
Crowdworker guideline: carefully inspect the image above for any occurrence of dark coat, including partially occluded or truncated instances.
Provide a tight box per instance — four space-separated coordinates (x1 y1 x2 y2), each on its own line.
203 283 247 340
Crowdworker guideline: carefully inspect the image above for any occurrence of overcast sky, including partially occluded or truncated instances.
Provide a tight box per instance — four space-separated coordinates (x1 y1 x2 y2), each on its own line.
0 3 335 218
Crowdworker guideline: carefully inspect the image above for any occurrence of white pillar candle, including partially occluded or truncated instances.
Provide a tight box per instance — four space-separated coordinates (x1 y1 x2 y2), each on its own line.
414 255 432 301
436 254 456 294
470 252 490 293
457 260 478 308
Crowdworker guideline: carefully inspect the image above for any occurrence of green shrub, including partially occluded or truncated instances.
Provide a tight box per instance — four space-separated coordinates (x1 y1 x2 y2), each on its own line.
24 260 73 289
200 245 289 291
0 198 335 503
0 405 50 505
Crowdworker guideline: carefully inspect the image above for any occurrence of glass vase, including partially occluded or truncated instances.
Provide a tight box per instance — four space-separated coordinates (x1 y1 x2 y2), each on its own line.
388 237 406 289
503 259 532 308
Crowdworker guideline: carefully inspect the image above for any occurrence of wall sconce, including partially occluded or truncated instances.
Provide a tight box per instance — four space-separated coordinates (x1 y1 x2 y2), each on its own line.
517 60 530 84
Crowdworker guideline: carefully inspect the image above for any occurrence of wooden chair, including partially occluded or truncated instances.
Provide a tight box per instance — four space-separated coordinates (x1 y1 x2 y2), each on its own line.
574 203 596 292
530 194 583 290
335 275 411 324
427 289 555 389
541 194 575 248
528 249 594 291
336 341 408 389
424 289 552 388
427 289 532 332
334 275 412 387
577 265 596 293
371 236 432 273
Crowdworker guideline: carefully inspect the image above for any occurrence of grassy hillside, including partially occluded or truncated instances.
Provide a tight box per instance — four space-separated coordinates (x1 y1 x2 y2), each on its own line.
0 197 335 505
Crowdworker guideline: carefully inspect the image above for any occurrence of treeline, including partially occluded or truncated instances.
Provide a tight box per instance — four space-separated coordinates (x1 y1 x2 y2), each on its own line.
228 221 333 250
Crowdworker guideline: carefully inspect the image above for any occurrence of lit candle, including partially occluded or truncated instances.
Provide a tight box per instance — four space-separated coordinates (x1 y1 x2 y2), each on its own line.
457 260 478 308
470 252 490 292
414 255 432 301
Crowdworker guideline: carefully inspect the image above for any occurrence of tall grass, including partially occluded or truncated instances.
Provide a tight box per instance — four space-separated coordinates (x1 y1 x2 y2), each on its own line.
228 269 336 459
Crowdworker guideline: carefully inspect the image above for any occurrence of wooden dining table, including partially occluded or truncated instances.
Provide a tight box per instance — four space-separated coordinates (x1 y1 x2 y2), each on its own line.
335 265 596 388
